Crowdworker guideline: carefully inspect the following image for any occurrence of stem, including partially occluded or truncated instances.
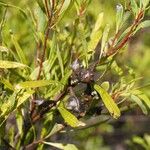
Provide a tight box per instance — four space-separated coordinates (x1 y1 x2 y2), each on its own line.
37 0 55 80
106 10 144 57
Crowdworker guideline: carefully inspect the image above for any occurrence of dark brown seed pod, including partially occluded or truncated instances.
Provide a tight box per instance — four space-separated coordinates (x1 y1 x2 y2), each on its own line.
66 96 80 112
80 69 94 83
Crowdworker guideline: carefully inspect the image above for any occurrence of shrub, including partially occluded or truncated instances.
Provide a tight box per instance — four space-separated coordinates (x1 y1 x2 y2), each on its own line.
0 0 150 149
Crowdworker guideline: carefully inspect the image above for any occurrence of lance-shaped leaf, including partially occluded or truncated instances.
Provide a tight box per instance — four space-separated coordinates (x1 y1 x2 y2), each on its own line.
43 141 79 150
88 12 103 55
132 90 150 109
16 90 34 107
131 95 148 115
116 3 124 33
15 80 60 89
36 0 46 13
58 107 85 127
11 34 27 64
141 0 150 8
136 20 150 32
57 45 64 77
100 24 110 58
94 84 121 119
0 60 27 69
130 0 139 16
0 78 14 91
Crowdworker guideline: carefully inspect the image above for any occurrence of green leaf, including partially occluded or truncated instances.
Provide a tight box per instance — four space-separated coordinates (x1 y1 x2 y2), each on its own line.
0 78 14 91
58 107 85 127
101 81 110 91
11 34 27 64
136 20 150 32
45 70 72 98
130 0 139 16
141 0 150 8
60 0 72 14
45 123 64 138
116 4 124 33
132 136 148 149
15 80 59 89
57 45 64 77
131 95 148 115
16 90 34 107
100 24 110 58
94 84 121 119
88 12 103 56
0 60 27 69
36 0 46 13
0 92 17 117
132 90 150 109
43 141 79 150
16 112 23 135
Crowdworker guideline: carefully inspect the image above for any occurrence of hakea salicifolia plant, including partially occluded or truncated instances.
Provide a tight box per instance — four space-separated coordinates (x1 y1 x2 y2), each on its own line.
32 0 150 122
0 0 150 149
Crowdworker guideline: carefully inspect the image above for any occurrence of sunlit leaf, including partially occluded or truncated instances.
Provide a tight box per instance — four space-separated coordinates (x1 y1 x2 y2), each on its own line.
88 12 103 56
141 0 150 8
0 92 17 117
16 90 34 107
0 60 27 69
15 80 59 89
130 0 139 16
100 24 110 58
58 106 85 127
116 3 124 33
94 84 121 119
101 81 110 91
11 34 27 64
0 78 14 91
43 141 79 150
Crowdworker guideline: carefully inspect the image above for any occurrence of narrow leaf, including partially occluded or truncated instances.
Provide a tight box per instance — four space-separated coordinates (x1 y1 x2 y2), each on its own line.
0 78 14 91
0 60 27 68
142 0 150 8
43 141 79 150
94 84 121 119
132 90 150 109
131 95 148 115
88 13 103 55
16 90 34 107
101 81 110 91
15 80 59 89
136 20 150 32
116 3 124 33
100 24 110 58
58 107 85 127
11 34 27 64
130 0 139 16
57 45 64 77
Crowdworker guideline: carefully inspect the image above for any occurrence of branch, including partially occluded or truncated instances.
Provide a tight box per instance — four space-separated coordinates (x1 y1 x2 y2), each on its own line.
106 10 144 57
37 0 55 80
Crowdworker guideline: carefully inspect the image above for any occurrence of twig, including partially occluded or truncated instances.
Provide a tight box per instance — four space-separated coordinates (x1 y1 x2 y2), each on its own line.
106 10 144 57
37 0 55 80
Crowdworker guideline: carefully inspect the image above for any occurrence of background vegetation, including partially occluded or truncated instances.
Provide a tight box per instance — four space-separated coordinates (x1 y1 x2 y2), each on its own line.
0 0 150 149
